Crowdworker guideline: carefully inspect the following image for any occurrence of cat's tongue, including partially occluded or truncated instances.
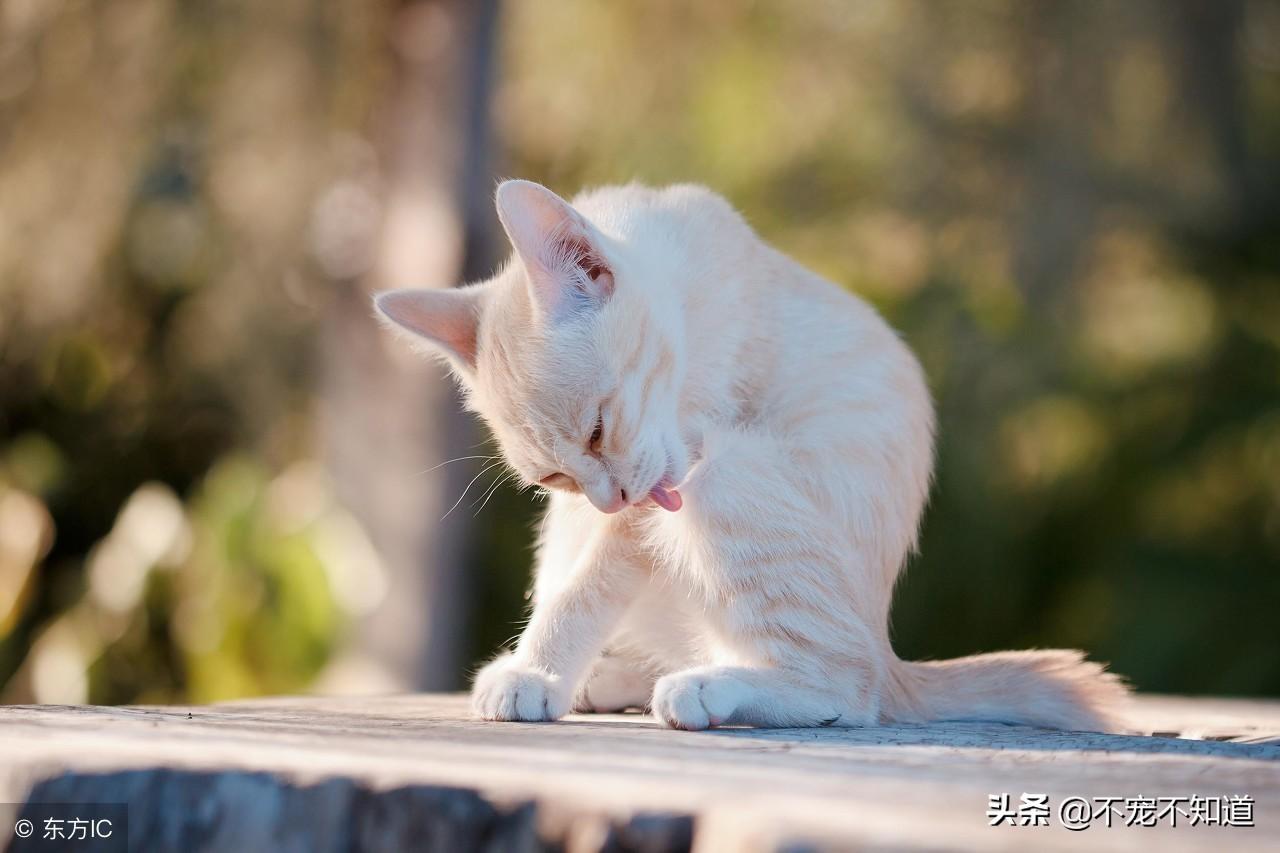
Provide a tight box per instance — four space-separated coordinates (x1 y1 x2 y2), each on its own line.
647 482 682 512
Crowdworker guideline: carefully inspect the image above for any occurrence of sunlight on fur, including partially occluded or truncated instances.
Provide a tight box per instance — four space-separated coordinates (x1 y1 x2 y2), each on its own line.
375 179 1130 732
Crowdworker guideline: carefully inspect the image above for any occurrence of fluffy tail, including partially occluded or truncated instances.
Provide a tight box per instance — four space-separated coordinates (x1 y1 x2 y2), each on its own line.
883 650 1130 732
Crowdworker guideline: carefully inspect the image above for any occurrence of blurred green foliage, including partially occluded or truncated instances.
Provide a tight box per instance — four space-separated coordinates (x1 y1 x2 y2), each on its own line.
3 0 1279 704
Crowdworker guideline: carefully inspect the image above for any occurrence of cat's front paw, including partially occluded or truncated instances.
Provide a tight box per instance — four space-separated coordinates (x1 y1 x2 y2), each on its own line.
471 656 570 722
651 668 748 730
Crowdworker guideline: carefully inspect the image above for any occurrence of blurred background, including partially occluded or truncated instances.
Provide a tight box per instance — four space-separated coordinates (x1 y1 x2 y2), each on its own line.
1 0 1278 706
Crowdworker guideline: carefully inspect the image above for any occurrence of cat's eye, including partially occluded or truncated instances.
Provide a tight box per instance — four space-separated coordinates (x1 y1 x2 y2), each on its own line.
539 473 573 489
588 410 604 454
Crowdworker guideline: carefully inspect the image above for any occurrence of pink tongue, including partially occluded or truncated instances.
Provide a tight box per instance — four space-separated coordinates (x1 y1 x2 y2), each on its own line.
648 483 683 512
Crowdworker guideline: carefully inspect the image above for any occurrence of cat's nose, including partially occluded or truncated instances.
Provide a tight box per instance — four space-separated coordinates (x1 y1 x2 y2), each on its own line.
600 487 627 513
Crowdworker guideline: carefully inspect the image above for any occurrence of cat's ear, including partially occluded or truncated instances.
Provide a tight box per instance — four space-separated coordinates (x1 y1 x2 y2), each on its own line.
495 179 614 319
373 286 485 372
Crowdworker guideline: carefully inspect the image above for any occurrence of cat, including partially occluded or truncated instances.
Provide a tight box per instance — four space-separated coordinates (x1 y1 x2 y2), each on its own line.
375 179 1129 731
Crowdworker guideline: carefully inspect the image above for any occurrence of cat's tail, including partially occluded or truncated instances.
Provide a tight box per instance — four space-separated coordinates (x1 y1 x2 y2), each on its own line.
882 649 1131 732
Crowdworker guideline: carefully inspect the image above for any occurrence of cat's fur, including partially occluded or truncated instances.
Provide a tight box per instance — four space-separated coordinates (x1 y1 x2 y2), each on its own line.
375 179 1129 731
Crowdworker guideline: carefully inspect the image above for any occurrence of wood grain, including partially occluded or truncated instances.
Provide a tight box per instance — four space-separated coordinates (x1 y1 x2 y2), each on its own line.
1 694 1276 851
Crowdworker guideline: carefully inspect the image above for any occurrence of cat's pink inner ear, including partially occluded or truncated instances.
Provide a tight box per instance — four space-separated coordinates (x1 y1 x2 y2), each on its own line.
374 288 481 368
495 179 613 315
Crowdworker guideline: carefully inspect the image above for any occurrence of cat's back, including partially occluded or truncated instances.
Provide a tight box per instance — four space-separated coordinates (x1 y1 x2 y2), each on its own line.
572 181 927 425
570 181 752 259
577 182 884 335
668 187 931 447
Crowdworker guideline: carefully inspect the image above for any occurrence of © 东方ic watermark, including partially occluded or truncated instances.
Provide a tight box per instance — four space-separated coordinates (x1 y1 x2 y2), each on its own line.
6 803 127 852
987 793 1255 831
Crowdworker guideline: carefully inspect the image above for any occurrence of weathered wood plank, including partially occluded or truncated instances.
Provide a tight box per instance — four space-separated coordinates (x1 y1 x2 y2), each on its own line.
1 694 1276 851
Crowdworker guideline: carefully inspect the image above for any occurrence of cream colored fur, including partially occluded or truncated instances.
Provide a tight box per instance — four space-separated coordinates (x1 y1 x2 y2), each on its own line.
375 179 1130 731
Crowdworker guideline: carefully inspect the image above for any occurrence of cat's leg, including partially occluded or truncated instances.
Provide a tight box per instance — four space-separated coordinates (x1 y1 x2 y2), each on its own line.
572 582 700 713
649 426 894 730
572 652 656 713
472 516 645 722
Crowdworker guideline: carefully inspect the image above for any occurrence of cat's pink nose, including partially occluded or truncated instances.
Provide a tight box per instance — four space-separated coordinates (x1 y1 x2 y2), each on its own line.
600 487 628 513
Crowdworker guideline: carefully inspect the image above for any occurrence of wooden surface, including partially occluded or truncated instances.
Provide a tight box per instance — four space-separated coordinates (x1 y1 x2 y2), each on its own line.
1 694 1278 851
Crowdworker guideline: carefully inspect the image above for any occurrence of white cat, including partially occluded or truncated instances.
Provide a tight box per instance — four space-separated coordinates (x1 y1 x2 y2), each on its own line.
375 179 1129 731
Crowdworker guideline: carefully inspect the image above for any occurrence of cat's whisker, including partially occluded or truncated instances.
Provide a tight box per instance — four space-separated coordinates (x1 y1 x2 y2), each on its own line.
472 468 516 516
440 460 507 521
414 454 499 477
492 470 520 503
473 465 514 502
536 503 553 541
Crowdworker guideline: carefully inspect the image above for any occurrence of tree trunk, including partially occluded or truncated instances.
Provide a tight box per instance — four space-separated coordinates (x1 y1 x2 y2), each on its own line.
320 0 499 691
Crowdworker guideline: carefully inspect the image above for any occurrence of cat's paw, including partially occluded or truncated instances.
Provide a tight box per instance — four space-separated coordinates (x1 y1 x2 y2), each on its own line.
651 668 749 730
471 656 569 722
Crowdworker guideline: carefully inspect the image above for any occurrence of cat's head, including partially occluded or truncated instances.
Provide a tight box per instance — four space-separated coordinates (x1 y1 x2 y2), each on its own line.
376 180 689 514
